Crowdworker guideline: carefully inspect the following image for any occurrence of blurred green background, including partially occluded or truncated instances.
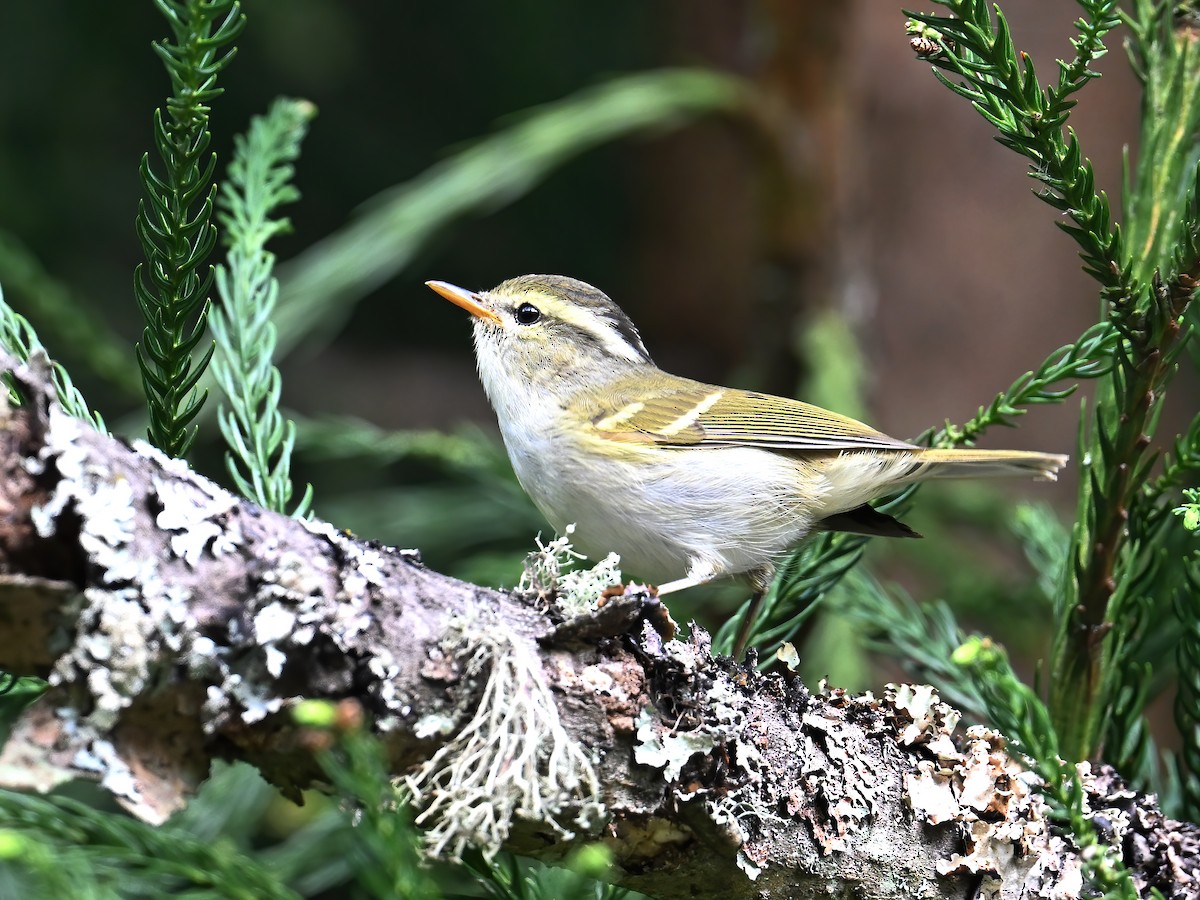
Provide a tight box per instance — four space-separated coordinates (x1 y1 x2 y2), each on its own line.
0 1 1171 670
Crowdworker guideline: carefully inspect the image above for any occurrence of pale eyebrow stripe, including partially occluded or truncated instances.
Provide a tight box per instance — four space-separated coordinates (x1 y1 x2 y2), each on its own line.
659 390 724 436
556 304 648 363
594 401 646 431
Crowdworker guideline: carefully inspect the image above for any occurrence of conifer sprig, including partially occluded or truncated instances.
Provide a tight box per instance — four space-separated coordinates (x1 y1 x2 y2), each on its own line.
906 0 1129 300
1052 274 1195 760
1176 561 1200 821
293 702 439 899
838 570 986 716
1082 28 1200 788
0 285 104 430
0 789 294 898
1147 408 1200 508
901 5 1199 867
134 0 244 458
212 98 315 517
1122 11 1200 283
937 320 1116 445
905 0 1200 777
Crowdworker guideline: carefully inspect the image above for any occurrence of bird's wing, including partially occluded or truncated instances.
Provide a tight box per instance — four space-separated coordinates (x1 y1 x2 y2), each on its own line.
583 376 917 452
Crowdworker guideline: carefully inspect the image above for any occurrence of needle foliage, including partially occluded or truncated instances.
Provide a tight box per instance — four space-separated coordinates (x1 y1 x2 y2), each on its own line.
134 0 244 458
211 97 315 517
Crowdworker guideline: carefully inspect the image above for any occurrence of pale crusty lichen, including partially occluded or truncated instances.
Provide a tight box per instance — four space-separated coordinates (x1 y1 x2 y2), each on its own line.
630 639 710 786
519 524 622 617
891 683 961 752
294 520 410 725
72 737 140 802
798 684 885 855
198 525 400 728
891 684 1084 899
403 616 604 860
634 707 716 781
152 469 243 566
32 411 175 735
631 634 779 872
23 405 245 814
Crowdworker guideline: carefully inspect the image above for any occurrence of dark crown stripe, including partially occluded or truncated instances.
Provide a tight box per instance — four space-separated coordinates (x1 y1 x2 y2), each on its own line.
496 274 654 364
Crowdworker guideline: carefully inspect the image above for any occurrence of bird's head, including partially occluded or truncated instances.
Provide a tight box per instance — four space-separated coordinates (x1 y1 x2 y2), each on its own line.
427 275 655 403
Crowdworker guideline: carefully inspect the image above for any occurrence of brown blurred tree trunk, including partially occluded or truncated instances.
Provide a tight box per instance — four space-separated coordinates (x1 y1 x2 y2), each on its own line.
633 2 859 398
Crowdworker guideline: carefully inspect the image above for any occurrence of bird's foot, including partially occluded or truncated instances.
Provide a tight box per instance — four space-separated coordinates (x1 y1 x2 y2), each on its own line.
599 581 658 603
597 582 675 640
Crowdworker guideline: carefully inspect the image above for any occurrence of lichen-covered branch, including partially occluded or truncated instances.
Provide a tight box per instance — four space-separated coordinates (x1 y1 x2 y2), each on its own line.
0 351 1193 899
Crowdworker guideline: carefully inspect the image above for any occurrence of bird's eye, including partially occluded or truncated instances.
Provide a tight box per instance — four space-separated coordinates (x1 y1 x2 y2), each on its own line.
514 302 542 325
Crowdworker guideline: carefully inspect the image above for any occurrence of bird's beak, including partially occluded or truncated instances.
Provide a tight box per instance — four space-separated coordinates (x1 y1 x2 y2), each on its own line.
425 280 503 324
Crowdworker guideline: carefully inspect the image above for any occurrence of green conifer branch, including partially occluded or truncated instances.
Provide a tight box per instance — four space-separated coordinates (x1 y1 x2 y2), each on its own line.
134 0 244 458
0 789 294 898
1086 401 1198 793
1071 41 1200 736
293 702 440 899
907 0 1200 775
0 285 104 430
1050 139 1200 760
1097 403 1200 789
1174 554 1200 821
721 530 866 658
1052 273 1192 760
1146 408 1200 509
936 320 1117 444
1013 502 1071 604
906 0 1130 301
1093 543 1160 776
1104 666 1160 791
212 98 315 517
1121 13 1200 284
836 569 986 716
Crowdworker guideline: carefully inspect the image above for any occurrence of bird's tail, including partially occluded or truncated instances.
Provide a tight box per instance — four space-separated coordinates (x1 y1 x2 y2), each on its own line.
908 448 1068 481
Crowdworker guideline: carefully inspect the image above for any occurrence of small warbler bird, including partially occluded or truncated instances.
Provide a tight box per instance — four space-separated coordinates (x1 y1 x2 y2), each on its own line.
429 275 1066 644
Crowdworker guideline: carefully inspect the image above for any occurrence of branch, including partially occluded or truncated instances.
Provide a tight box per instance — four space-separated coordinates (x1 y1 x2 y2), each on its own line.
0 350 1193 899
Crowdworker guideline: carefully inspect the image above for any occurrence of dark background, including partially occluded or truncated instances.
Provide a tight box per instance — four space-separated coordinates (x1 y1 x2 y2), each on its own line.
0 2 1183 681
0 2 1132 427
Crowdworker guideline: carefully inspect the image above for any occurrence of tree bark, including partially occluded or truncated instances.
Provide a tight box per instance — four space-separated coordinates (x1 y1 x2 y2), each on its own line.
0 350 1194 899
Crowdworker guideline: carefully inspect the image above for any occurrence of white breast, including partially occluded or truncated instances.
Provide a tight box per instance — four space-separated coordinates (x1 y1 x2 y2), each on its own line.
507 428 827 585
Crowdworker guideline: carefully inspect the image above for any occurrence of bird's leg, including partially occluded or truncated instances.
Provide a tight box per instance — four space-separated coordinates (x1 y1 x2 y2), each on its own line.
731 567 773 660
657 562 766 660
731 591 764 661
655 560 719 595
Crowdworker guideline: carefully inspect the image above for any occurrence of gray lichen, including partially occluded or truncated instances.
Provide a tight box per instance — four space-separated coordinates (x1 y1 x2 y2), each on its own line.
518 524 622 617
634 706 716 781
893 684 1084 899
404 615 605 860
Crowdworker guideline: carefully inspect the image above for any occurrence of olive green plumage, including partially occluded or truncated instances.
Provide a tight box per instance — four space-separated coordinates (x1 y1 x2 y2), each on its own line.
429 275 1067 597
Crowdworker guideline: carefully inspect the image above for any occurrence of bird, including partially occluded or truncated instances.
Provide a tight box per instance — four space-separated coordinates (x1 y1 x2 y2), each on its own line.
427 274 1067 653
